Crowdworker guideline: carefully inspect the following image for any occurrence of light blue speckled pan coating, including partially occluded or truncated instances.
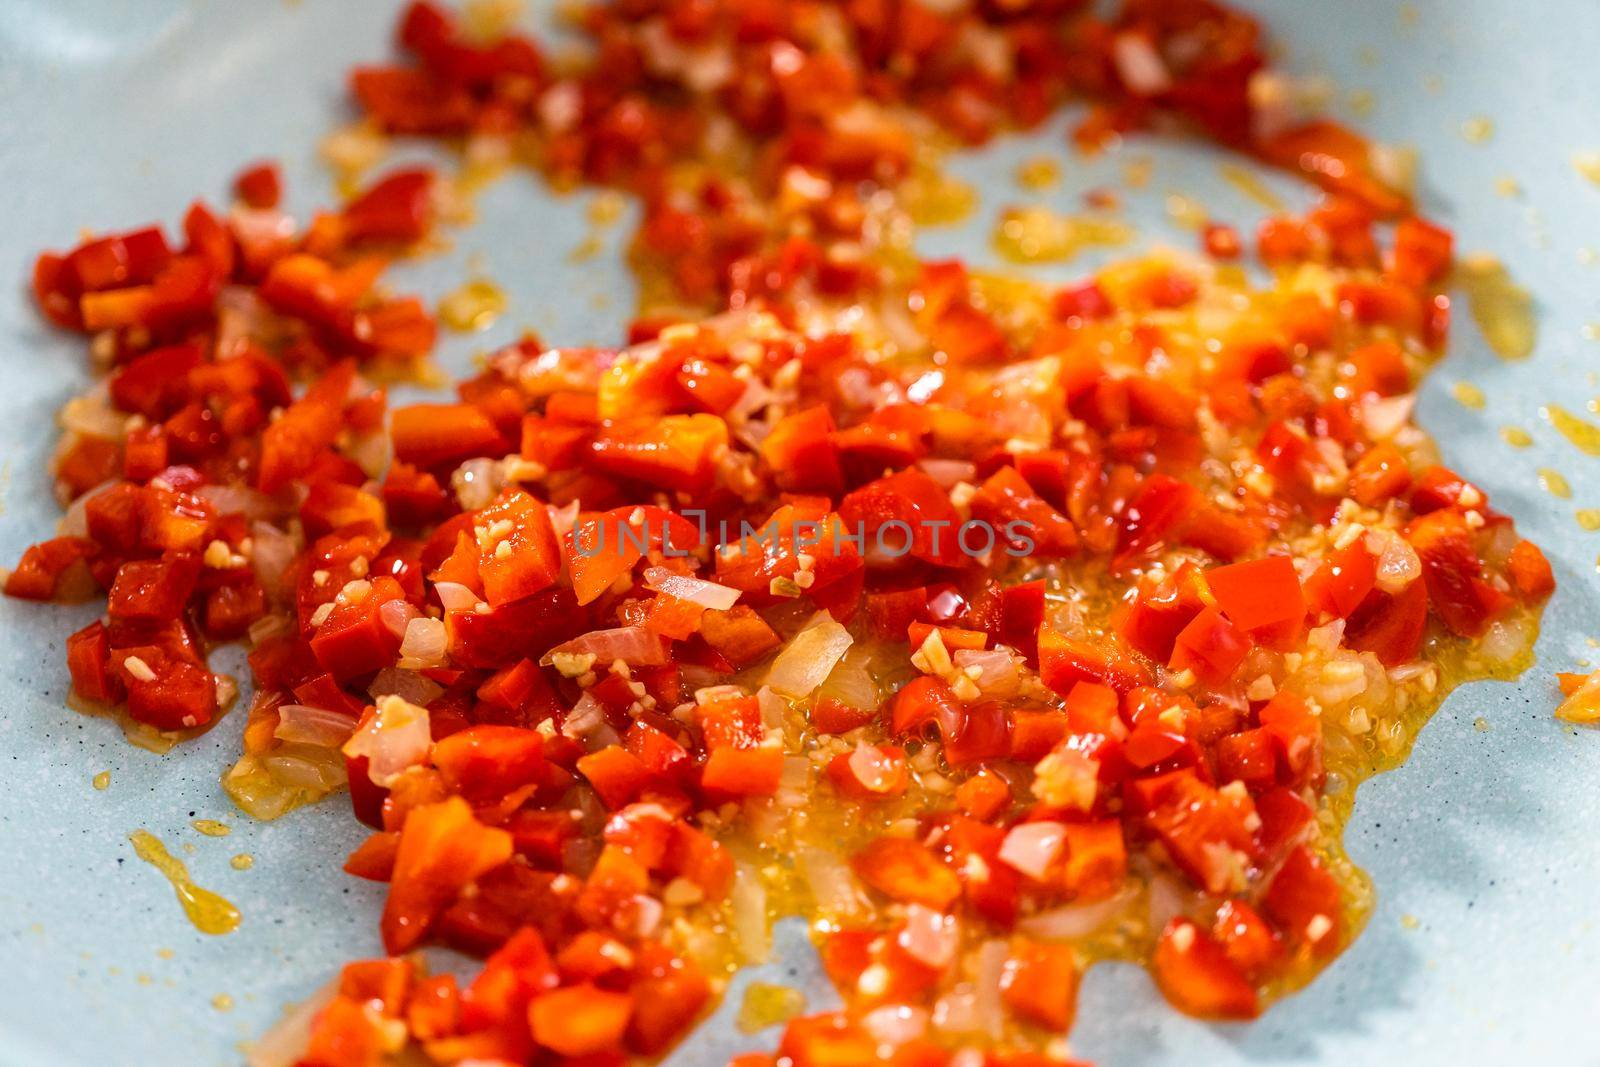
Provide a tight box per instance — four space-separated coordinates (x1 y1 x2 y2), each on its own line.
2 2 1598 1064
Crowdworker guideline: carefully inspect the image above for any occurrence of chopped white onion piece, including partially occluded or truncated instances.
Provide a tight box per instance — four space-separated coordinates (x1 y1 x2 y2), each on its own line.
542 625 667 668
246 979 337 1067
1019 887 1137 940
998 821 1067 881
342 694 432 787
263 748 347 791
730 864 770 963
799 846 867 917
197 483 277 520
766 613 854 698
847 743 902 793
1112 33 1172 95
367 667 444 708
952 647 1020 698
643 566 742 611
814 643 878 713
250 521 299 597
434 581 484 613
862 1005 929 1046
379 597 419 639
898 904 960 969
398 616 448 669
273 704 358 748
917 458 977 488
971 940 1008 1039
1359 393 1415 440
562 691 609 741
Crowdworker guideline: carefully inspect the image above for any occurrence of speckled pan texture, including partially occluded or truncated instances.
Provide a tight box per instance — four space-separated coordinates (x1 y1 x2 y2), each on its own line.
1 1 1598 1065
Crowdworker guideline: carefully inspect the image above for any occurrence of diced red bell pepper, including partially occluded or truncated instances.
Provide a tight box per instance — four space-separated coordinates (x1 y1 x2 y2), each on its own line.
1039 625 1152 695
851 837 960 909
257 361 354 493
886 675 959 737
4 537 97 601
112 646 218 730
971 465 1079 558
1212 899 1283 979
591 414 728 493
432 725 545 801
342 167 436 245
1151 918 1260 1019
1506 539 1554 601
1059 820 1128 899
1407 509 1505 637
460 925 558 1029
627 942 711 1053
528 983 633 1058
1169 607 1251 684
66 620 124 705
475 488 561 606
382 796 513 953
1349 442 1411 506
701 746 784 797
1258 691 1323 787
1256 120 1408 216
1262 845 1342 954
761 405 843 495
1204 556 1304 634
839 468 965 568
811 696 873 735
577 745 653 809
1303 541 1377 619
391 402 504 469
1000 939 1079 1030
1390 215 1454 287
350 66 475 134
1344 580 1428 667
233 161 283 209
311 576 408 681
107 554 201 623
